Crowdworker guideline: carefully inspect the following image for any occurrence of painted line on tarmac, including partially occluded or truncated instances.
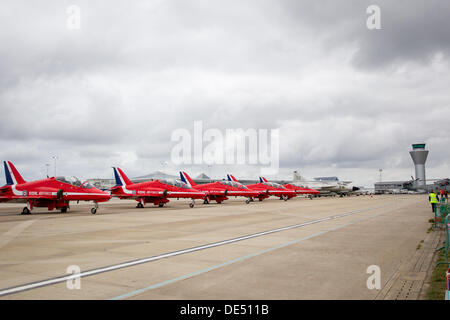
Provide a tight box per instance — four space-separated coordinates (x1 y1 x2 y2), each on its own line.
111 208 392 300
0 203 393 297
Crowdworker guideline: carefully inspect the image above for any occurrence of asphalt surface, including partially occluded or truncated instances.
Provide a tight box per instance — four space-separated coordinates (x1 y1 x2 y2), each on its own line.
0 194 431 299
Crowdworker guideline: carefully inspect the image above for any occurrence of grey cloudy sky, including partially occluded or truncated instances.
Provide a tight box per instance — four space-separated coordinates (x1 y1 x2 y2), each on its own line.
1 0 449 187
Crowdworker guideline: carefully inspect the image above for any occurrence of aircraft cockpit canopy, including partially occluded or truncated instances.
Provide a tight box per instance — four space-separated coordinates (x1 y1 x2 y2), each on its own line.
263 182 285 189
222 181 247 189
159 179 192 189
56 176 94 188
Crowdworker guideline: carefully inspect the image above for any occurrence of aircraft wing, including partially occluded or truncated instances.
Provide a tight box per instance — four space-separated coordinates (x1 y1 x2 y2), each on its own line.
136 189 169 197
204 189 228 196
3 193 57 200
110 185 169 198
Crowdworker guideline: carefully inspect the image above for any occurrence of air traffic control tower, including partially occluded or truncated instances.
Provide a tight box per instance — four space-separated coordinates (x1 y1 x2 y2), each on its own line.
409 143 429 188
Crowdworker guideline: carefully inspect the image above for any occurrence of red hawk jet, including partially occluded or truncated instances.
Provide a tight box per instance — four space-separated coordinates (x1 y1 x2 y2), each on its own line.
0 161 110 214
110 167 205 208
227 174 296 201
179 171 260 204
283 183 320 197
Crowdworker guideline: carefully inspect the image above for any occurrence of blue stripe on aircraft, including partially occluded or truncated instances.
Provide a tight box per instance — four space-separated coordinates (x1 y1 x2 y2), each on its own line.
4 161 13 185
113 168 122 186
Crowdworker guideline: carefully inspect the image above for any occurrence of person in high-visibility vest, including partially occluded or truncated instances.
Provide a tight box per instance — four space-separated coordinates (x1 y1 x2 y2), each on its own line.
429 190 439 213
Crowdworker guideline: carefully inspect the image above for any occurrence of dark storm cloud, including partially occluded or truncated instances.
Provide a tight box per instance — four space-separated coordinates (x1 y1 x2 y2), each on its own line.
0 0 449 186
278 0 450 68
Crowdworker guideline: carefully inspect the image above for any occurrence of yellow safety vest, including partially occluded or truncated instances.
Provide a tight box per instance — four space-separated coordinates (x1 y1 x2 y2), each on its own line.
429 193 438 203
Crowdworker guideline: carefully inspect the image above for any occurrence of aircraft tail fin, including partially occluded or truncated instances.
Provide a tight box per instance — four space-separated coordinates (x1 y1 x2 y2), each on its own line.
180 171 196 186
4 161 26 185
113 167 133 186
227 174 239 182
259 176 268 183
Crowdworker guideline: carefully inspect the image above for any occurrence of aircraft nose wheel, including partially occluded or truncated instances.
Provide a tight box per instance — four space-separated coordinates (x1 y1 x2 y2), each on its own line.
245 199 250 204
189 201 195 208
91 208 97 214
21 207 31 215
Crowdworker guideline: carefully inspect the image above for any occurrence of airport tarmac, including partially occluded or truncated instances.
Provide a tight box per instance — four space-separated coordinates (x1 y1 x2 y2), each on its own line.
0 194 434 299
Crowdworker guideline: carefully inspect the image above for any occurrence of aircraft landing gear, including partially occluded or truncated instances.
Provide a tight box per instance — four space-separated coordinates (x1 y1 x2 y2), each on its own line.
189 200 195 208
21 207 31 215
284 195 288 201
245 199 250 204
61 207 67 213
158 203 164 207
203 199 209 204
91 202 99 214
136 202 144 208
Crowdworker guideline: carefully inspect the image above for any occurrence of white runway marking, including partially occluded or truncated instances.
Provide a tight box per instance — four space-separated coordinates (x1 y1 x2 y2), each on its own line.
111 209 390 300
0 204 390 297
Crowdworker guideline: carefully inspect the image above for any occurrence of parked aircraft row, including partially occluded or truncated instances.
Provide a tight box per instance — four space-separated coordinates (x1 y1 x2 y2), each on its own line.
0 161 320 215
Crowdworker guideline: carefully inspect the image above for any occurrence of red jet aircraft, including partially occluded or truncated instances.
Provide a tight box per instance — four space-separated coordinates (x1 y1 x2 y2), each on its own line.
179 171 260 204
227 174 296 201
110 167 205 208
0 161 110 214
283 182 320 197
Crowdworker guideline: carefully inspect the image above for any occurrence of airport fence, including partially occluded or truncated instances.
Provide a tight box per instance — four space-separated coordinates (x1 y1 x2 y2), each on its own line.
434 198 449 229
436 214 450 268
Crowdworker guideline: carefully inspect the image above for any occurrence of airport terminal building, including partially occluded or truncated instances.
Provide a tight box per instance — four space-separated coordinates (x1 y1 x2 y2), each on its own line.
374 181 413 194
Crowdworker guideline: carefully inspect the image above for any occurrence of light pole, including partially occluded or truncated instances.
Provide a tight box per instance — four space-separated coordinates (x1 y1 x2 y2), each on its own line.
52 156 58 177
45 163 50 177
379 169 383 182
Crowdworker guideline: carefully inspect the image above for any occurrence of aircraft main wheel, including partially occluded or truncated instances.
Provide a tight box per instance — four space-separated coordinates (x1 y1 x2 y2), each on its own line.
189 202 194 208
158 203 164 207
61 207 67 213
22 207 30 215
259 198 263 201
245 199 250 204
91 208 97 214
136 203 144 208
203 199 209 204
